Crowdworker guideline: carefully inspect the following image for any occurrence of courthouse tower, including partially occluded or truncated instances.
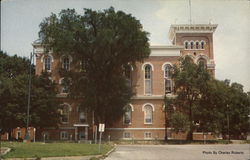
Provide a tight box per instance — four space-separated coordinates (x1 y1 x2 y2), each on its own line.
169 24 217 75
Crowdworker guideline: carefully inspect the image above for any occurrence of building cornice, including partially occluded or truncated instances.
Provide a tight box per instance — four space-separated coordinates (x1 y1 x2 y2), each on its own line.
132 94 177 100
149 45 182 57
150 45 183 49
168 24 218 44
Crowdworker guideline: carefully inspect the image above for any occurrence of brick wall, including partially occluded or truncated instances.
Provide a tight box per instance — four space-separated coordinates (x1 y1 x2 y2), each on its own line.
32 26 216 141
1 127 35 141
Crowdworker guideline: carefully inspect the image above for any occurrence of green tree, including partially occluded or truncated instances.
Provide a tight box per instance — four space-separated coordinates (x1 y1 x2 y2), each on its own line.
226 82 250 139
39 7 150 124
171 56 250 140
0 51 60 138
196 79 250 139
171 56 211 140
30 72 61 133
171 112 190 133
195 79 228 134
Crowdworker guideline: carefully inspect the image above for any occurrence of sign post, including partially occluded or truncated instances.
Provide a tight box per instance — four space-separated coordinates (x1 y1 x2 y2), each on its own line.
33 128 36 142
98 123 105 153
95 125 97 144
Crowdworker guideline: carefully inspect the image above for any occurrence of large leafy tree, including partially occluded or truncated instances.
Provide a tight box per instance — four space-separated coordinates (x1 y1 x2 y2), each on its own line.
226 82 250 138
171 56 210 140
39 7 150 124
196 80 226 134
171 56 250 140
0 51 60 137
197 80 250 139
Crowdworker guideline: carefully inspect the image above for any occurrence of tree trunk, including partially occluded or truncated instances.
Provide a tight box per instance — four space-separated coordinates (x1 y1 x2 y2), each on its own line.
165 109 168 141
187 101 193 141
187 125 194 141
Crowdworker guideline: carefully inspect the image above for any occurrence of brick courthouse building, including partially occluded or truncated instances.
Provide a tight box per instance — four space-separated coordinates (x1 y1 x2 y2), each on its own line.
33 24 217 141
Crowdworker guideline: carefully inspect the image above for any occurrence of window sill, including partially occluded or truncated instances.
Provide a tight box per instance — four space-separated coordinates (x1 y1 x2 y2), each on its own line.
144 123 153 125
123 123 132 125
184 49 205 50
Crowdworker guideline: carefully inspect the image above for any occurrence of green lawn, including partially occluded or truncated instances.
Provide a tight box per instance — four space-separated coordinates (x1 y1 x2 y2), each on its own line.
1 142 113 159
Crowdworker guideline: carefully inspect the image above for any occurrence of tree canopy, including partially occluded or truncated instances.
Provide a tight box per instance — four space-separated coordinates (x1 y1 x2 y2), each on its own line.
169 56 250 140
39 7 150 124
0 51 60 135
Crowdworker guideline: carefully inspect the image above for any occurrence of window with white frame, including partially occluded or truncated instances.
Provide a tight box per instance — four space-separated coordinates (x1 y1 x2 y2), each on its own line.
144 64 152 95
144 132 152 139
190 41 194 49
164 64 172 94
43 55 51 72
60 131 68 140
60 78 70 94
144 105 153 124
124 132 131 139
79 107 87 123
124 65 132 87
124 105 132 124
61 104 70 123
184 41 189 49
62 56 70 70
201 41 205 49
195 41 199 49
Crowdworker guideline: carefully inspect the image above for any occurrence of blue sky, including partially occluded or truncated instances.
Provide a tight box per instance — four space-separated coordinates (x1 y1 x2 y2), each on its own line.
1 0 250 91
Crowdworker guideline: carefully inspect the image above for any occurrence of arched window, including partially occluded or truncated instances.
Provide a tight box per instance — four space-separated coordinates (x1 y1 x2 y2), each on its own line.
60 78 70 94
144 105 153 124
124 105 132 124
61 104 70 123
62 56 70 70
164 64 172 94
124 65 132 87
43 55 51 72
197 58 207 68
190 41 194 49
144 64 152 95
195 41 199 49
201 41 205 49
184 41 189 49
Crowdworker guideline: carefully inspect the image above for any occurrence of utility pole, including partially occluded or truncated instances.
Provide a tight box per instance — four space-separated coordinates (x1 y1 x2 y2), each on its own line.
164 96 168 142
24 51 34 142
227 104 230 142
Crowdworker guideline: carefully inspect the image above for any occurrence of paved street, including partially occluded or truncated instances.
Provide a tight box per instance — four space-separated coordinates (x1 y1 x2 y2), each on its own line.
105 144 250 160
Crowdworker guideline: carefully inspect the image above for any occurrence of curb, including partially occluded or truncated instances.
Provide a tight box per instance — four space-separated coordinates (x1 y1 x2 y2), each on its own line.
97 144 116 160
105 144 116 157
2 145 116 160
1 147 11 156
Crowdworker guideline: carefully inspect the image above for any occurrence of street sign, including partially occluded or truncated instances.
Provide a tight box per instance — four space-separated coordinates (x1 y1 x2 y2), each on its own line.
99 123 105 132
98 123 105 153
